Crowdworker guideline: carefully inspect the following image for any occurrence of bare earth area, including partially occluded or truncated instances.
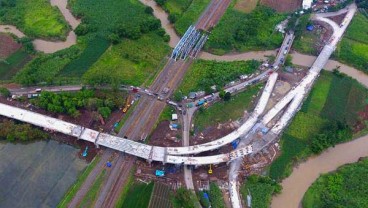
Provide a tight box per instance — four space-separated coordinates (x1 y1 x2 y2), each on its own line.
260 0 302 12
0 33 21 58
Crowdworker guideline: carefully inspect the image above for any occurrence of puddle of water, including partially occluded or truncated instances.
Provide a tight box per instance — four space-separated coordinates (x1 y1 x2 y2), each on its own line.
271 134 368 208
0 140 86 208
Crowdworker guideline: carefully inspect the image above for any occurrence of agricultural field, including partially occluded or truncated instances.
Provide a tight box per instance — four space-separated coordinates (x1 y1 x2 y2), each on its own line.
194 84 262 131
334 13 368 73
0 50 31 80
0 141 87 208
234 0 259 13
293 28 320 55
302 158 368 208
270 71 368 180
260 0 302 12
83 33 170 87
241 175 282 208
12 0 169 86
177 60 260 96
205 5 285 55
0 0 69 39
148 182 172 208
121 182 154 208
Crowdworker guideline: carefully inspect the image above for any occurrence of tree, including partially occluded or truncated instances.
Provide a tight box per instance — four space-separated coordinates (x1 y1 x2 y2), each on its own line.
284 55 293 67
144 6 153 14
219 90 226 99
173 91 183 102
224 92 231 101
98 107 111 119
0 87 11 97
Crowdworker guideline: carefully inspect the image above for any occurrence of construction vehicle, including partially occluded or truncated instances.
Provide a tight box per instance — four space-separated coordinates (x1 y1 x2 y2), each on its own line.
208 164 213 174
82 146 88 157
122 95 132 113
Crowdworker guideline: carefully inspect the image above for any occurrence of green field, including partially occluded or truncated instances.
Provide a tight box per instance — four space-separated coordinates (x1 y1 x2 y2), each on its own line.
0 0 69 39
177 60 260 96
194 84 262 130
14 46 82 85
13 0 170 86
0 50 31 80
171 187 199 208
174 0 211 35
83 33 170 86
302 158 368 208
293 29 319 55
121 182 154 208
241 175 282 208
78 169 107 207
160 0 193 17
270 71 368 180
205 5 285 55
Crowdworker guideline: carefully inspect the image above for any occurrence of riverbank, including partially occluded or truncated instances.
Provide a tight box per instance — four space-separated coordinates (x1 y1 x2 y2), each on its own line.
271 134 368 208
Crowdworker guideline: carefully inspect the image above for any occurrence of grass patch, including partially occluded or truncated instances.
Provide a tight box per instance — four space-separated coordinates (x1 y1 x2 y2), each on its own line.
161 0 193 16
83 33 170 86
114 100 139 133
334 13 368 72
0 50 31 80
194 84 262 130
121 182 154 208
241 175 282 208
178 60 260 96
293 29 319 56
205 5 285 55
269 71 368 181
0 0 69 39
78 169 107 208
159 105 176 122
115 168 135 208
302 158 368 208
174 0 211 35
57 155 101 208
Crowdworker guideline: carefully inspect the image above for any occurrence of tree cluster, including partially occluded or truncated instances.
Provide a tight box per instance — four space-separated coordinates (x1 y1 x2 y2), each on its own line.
310 121 352 154
356 0 368 9
208 182 226 208
171 187 198 208
0 119 49 142
31 90 123 119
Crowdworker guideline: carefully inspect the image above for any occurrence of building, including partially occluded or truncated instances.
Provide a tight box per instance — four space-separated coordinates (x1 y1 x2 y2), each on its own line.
302 0 313 9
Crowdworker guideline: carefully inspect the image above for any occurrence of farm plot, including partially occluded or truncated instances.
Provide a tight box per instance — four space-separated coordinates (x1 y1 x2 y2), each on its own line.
148 183 172 208
121 182 154 208
0 50 31 80
0 141 86 208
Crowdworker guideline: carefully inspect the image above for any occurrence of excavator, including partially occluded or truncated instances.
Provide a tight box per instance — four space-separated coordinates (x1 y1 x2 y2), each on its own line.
122 95 132 113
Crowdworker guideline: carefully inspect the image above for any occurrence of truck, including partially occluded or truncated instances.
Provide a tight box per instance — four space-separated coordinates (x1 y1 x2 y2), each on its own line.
196 99 205 106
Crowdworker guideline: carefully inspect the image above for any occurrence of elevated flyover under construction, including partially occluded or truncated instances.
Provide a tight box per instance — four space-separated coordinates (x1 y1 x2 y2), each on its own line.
0 73 279 165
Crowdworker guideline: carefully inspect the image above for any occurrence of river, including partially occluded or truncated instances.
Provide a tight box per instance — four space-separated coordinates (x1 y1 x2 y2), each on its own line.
0 140 86 208
271 134 368 208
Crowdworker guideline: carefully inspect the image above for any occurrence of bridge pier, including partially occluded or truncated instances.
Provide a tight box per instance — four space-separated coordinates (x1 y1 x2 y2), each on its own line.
77 127 86 140
94 132 100 148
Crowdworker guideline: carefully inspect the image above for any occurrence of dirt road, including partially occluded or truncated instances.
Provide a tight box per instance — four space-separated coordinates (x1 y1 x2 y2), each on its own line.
271 134 368 208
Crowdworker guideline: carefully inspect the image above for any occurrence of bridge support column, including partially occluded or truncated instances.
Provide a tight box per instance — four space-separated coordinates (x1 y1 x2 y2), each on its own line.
77 127 86 140
147 147 154 164
94 132 100 148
